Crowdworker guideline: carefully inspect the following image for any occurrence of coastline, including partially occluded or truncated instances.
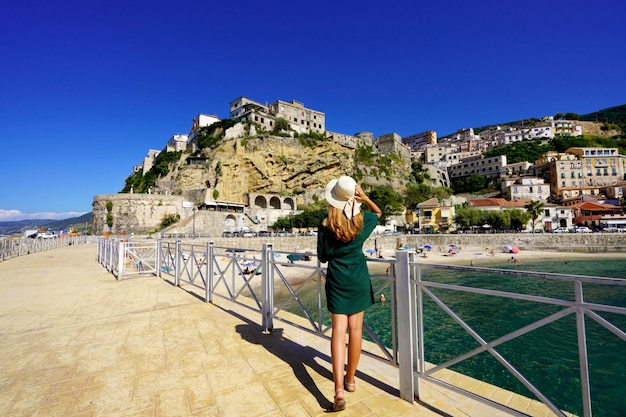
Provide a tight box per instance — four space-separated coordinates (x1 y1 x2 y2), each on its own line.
400 245 626 267
248 246 626 287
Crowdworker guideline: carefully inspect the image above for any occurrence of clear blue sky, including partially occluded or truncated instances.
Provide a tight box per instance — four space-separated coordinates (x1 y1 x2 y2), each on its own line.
1 0 625 221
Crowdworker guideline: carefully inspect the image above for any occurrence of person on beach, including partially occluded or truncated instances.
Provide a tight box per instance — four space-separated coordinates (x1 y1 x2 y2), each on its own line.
317 176 382 412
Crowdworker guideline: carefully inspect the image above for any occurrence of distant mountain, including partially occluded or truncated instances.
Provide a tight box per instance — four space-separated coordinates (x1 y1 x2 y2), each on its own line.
0 212 92 236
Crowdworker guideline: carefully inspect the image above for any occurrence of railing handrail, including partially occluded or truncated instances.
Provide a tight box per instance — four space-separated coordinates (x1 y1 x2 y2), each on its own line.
0 234 90 262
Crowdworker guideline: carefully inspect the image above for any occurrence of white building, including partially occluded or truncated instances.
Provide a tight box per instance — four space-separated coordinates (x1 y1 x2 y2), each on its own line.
448 154 507 181
501 177 550 202
229 96 325 135
166 134 189 152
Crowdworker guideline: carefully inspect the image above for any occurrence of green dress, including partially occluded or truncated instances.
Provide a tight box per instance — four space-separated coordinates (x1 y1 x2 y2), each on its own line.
317 211 378 314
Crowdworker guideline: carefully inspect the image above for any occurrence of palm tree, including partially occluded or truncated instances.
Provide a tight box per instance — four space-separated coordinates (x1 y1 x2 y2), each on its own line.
524 200 545 231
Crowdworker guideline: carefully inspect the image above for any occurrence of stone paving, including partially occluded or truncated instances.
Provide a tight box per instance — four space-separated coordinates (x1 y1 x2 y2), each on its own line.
0 243 552 416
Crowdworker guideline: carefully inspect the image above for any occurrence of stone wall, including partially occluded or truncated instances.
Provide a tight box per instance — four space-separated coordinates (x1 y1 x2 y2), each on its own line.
158 233 626 254
92 194 192 235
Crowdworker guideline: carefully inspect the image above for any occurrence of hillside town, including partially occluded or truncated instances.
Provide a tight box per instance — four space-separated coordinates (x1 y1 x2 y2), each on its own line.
110 96 626 236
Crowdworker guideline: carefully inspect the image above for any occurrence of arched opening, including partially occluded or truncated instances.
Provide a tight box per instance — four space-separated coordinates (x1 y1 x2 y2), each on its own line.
269 196 281 209
282 197 295 210
254 195 268 209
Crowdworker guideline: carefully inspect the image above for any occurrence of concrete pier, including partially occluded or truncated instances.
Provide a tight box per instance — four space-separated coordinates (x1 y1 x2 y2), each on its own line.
0 243 535 416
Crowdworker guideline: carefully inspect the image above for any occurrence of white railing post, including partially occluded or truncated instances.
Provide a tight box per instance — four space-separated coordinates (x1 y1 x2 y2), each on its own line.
261 243 274 333
396 250 416 403
207 241 215 303
205 241 213 303
575 280 592 417
117 240 125 281
175 240 181 287
156 239 162 277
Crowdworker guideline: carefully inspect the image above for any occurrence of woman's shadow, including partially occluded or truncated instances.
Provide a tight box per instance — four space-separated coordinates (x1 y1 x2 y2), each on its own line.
229 309 335 411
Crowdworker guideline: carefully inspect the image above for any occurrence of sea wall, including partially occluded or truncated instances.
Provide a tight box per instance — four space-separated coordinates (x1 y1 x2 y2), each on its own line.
156 233 626 254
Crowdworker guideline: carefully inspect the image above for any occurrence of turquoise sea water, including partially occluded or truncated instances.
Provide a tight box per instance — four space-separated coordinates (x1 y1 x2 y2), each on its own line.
278 256 626 417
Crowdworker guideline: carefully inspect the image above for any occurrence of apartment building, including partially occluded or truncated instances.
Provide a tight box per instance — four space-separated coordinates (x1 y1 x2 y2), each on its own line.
448 154 507 181
402 130 437 151
503 161 535 177
501 177 550 202
536 147 626 201
229 97 325 135
412 198 456 233
449 128 479 142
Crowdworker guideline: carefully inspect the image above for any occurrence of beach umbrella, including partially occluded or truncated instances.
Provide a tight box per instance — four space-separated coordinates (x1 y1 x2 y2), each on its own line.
503 245 513 252
244 261 259 267
287 254 300 262
511 246 520 254
423 245 432 250
365 249 376 254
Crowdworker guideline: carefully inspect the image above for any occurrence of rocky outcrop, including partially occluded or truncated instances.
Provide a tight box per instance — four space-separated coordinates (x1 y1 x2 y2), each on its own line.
163 133 404 206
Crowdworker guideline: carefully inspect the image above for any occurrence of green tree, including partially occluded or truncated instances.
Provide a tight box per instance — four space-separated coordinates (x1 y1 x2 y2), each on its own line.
454 207 485 229
272 118 290 135
404 183 433 207
524 200 545 231
366 184 404 224
409 161 431 184
507 208 532 231
452 174 487 194
486 210 510 230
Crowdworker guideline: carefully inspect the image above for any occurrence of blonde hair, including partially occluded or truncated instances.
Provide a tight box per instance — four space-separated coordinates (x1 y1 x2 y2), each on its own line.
322 206 363 243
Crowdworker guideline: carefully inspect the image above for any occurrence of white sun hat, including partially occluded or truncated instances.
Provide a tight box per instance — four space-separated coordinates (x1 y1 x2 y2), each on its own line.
325 176 361 219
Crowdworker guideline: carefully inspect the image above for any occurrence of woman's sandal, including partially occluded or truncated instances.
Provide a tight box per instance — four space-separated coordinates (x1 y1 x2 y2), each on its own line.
344 380 356 392
333 389 346 411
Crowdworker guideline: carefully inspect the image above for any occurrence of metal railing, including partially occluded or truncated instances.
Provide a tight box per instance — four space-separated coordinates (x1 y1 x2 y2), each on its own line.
96 238 626 416
0 235 89 262
396 251 626 417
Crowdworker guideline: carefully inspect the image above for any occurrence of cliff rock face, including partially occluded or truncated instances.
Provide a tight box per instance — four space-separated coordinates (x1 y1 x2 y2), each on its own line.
166 134 388 205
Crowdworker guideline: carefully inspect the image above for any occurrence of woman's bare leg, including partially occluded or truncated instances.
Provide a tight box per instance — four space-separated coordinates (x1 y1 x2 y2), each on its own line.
331 313 348 398
345 311 364 386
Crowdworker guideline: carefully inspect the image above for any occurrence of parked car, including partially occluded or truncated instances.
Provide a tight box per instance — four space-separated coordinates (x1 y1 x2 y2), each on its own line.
37 232 57 239
551 227 570 233
574 226 592 233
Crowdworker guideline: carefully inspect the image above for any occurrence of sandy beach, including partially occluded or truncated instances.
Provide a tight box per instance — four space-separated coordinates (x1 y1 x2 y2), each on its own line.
403 244 626 267
222 245 626 290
